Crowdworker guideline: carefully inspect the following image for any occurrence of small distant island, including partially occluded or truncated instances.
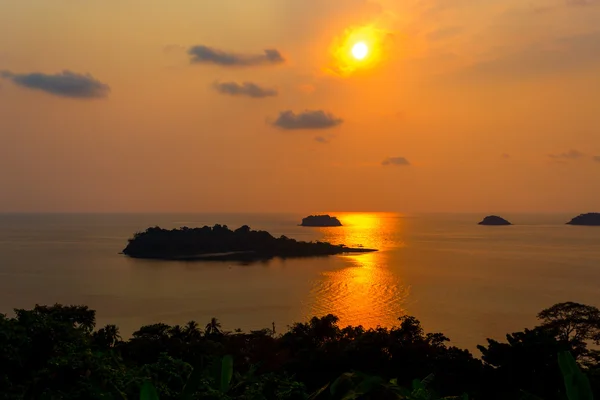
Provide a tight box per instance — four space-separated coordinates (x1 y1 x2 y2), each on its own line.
478 215 512 226
300 215 342 227
122 224 375 261
566 213 600 226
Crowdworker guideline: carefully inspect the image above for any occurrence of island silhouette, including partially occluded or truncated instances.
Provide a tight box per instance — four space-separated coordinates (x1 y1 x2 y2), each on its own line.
478 215 512 225
566 213 600 226
122 224 375 261
300 215 342 227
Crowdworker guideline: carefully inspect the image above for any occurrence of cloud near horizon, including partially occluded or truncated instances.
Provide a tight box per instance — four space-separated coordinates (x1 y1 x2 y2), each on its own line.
0 70 110 98
548 149 585 160
382 157 411 166
272 110 343 130
213 81 278 98
188 46 285 66
315 136 330 143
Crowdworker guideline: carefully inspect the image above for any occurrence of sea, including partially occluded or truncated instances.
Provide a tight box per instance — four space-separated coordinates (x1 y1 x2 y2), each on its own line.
1 212 599 352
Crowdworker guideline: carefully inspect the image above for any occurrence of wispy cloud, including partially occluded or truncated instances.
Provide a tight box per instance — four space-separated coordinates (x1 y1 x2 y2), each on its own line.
566 0 597 6
427 26 462 41
0 70 110 98
163 44 186 53
593 156 600 163
382 157 411 166
501 153 511 159
451 31 600 83
532 0 597 13
548 149 585 160
188 46 285 66
272 110 343 130
269 0 383 43
315 136 330 143
213 81 277 98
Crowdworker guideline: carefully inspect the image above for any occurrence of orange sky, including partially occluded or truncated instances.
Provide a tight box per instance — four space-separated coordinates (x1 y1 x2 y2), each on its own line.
1 0 600 213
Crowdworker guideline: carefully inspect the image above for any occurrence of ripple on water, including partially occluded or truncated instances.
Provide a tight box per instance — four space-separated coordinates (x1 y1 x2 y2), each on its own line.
305 253 409 329
300 212 408 328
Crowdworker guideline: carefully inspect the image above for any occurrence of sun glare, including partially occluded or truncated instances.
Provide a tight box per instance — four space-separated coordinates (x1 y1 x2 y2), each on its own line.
327 24 388 76
351 42 369 60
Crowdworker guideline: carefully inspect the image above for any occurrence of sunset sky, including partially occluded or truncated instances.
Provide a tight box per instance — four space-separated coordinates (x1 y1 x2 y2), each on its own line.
1 0 600 213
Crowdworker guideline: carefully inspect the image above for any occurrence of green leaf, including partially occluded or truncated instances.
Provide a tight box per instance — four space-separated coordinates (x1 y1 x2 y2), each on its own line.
208 355 233 393
519 389 543 400
394 386 413 397
330 373 355 396
220 355 234 393
140 381 160 400
559 352 577 376
420 374 435 390
412 379 425 391
355 375 384 394
558 351 594 400
340 391 361 400
412 388 430 400
179 365 204 400
108 382 128 400
308 383 330 400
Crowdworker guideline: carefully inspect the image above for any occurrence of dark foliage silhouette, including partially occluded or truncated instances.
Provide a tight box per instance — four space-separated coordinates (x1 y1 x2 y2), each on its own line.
122 224 374 261
1 302 600 399
205 317 222 336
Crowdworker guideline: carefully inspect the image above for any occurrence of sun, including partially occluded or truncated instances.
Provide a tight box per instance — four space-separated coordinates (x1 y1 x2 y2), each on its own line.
327 24 389 76
351 41 369 60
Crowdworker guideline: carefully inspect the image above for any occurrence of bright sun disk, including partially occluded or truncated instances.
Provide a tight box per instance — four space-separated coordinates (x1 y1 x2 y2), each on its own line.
351 42 369 60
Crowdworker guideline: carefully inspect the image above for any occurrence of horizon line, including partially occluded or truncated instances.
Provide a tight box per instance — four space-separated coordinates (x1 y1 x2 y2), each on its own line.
0 210 593 215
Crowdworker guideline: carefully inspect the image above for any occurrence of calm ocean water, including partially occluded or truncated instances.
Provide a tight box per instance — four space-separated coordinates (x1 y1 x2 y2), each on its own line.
1 212 599 351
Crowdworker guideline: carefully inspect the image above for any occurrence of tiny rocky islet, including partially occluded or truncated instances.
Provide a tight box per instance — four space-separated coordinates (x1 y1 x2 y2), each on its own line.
476 213 600 226
299 214 343 227
566 213 600 226
478 215 512 225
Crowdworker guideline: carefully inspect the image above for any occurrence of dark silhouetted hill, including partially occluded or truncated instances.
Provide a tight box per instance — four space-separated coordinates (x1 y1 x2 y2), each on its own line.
300 215 342 227
122 224 374 261
478 215 512 225
567 213 600 226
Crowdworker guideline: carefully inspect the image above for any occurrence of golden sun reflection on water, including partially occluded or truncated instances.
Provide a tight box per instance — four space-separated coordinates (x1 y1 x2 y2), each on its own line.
304 213 409 329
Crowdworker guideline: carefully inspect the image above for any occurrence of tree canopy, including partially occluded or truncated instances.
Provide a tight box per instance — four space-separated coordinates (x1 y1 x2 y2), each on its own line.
1 302 600 399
